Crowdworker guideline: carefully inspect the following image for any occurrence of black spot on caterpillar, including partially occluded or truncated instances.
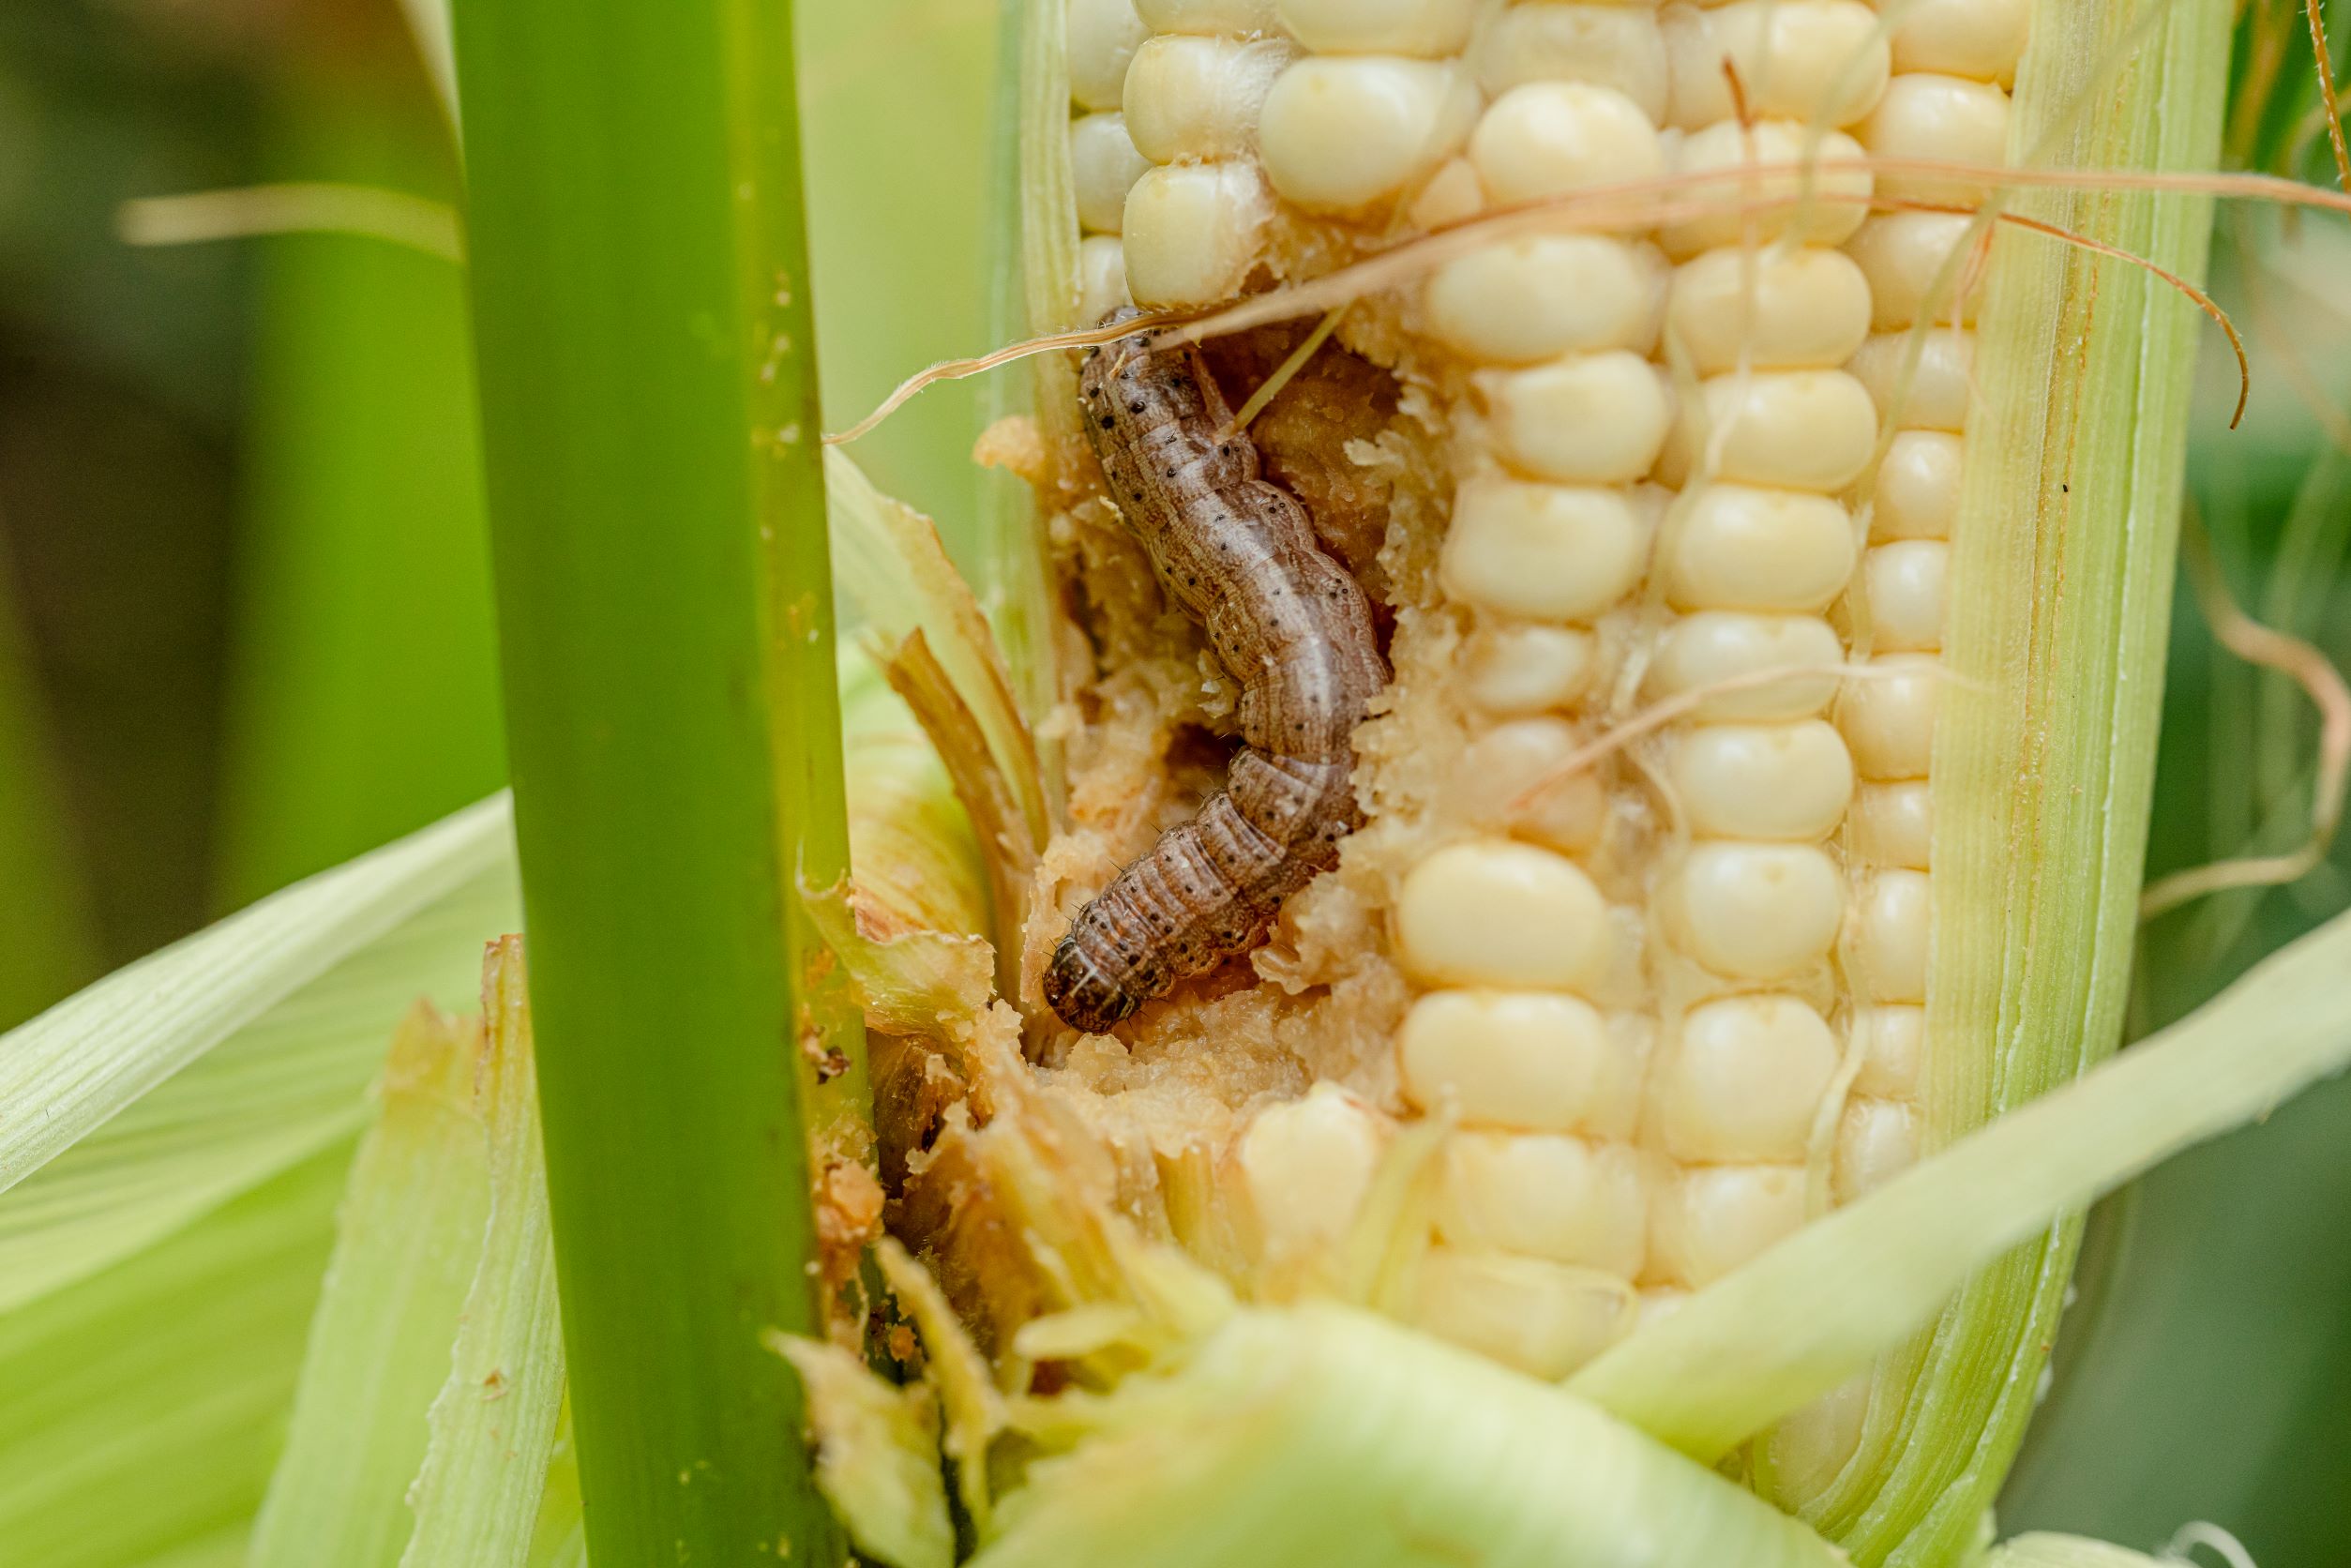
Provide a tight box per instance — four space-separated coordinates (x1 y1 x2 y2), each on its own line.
1044 312 1389 1035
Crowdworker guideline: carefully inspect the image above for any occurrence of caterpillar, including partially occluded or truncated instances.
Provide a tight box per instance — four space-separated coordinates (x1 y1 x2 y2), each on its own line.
1044 314 1389 1035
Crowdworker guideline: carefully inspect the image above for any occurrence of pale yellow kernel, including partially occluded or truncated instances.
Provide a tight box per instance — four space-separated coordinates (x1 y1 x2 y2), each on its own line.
1862 539 1948 654
1850 780 1931 869
1070 0 1152 112
1072 113 1150 233
1463 622 1600 714
1670 719 1855 840
1767 1375 1874 1500
1665 483 1856 612
1848 212 1982 330
1409 156 1488 228
1468 4 1672 124
1850 327 1974 434
1396 839 1612 990
1425 235 1668 364
1258 55 1480 212
1398 989 1631 1131
1858 73 2012 205
1437 1131 1650 1274
1850 866 1931 1002
1239 1082 1388 1257
1411 1249 1636 1380
1648 1163 1807 1287
1476 353 1674 485
1665 841 1845 978
1444 717 1612 853
1078 234 1135 323
1276 0 1479 56
1442 476 1652 618
1121 161 1273 306
1654 994 1841 1162
1122 35 1296 164
1648 611 1846 719
1665 246 1873 373
1871 430 1964 541
1137 0 1282 35
1851 1003 1927 1098
1833 1097 1920 1201
1837 653 1939 779
1660 122 1872 255
1469 82 1667 207
1659 0 1889 131
1890 0 2030 85
1661 369 1878 492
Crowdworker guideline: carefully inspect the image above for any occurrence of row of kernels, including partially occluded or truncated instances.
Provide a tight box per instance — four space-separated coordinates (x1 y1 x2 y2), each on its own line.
1068 0 1147 317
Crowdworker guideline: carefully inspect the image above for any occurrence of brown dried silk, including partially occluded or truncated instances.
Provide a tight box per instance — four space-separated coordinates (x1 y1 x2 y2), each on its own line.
1045 315 1389 1034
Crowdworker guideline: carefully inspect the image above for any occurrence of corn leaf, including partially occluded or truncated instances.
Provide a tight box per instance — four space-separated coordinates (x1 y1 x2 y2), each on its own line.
246 1003 493 1568
1569 906 2351 1458
399 940 566 1568
0 794 517 1311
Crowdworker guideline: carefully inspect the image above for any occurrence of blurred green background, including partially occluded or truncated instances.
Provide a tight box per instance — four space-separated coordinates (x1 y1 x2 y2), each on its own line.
0 0 2343 1560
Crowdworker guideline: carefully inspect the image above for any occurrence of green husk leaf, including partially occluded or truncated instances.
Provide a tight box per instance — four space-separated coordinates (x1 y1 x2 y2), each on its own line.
768 1334 956 1568
0 795 517 1310
247 1004 492 1568
399 940 565 1568
969 1304 1841 1568
1570 905 2351 1455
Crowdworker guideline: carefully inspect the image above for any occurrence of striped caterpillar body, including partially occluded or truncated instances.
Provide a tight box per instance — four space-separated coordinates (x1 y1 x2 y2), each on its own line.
1045 315 1389 1035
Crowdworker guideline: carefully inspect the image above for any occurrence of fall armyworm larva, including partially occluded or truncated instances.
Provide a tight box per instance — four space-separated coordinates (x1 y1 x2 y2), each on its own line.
1044 314 1389 1035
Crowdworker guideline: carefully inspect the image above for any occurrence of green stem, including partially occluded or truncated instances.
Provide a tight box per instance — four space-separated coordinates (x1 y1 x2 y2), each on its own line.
449 1 847 1562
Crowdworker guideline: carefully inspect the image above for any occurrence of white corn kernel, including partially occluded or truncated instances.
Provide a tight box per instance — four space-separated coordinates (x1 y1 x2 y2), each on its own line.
1654 995 1841 1162
1442 476 1652 619
1469 83 1667 206
1848 213 1982 330
1468 4 1672 124
1258 55 1480 212
1437 1131 1650 1274
1850 328 1975 435
1412 1248 1637 1380
1072 113 1151 233
1660 0 1889 131
1833 1097 1920 1201
1664 483 1856 612
1396 839 1612 989
1398 989 1632 1131
1475 353 1674 485
1660 123 1872 255
1850 779 1931 869
1078 234 1135 323
1070 0 1152 112
1648 1163 1807 1287
1767 1376 1874 1500
1425 235 1668 364
1665 246 1873 373
1121 161 1272 305
1850 867 1931 1002
1891 0 2030 84
1665 841 1846 978
1463 622 1600 714
1137 0 1282 35
1871 430 1965 541
1837 653 1940 779
1444 717 1612 853
1276 0 1479 56
1122 35 1295 163
1851 1003 1927 1098
1861 540 1949 654
1661 369 1878 492
1859 74 2012 205
1408 156 1488 227
1239 1082 1388 1257
1670 719 1855 840
1648 611 1846 719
